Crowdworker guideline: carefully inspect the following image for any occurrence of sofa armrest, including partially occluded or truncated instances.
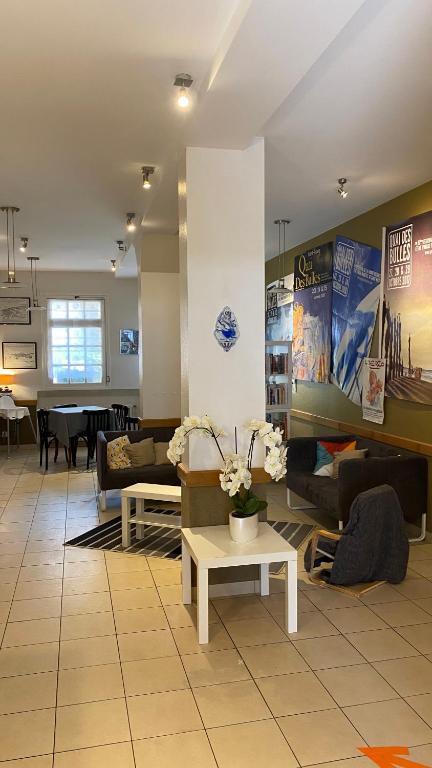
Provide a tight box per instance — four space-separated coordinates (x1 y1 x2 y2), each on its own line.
338 455 428 525
96 430 108 490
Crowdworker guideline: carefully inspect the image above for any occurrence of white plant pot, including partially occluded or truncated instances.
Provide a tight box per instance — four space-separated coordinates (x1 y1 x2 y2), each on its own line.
229 512 259 544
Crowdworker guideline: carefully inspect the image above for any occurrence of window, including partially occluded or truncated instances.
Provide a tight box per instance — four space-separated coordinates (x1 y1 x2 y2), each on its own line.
47 298 105 385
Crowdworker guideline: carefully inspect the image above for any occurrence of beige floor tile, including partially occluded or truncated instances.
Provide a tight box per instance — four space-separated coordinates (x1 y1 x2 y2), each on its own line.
0 756 52 767
55 698 130 752
344 698 432 746
0 642 59 677
225 616 287 647
26 541 64 554
108 570 153 591
20 552 64 569
0 554 23 569
63 561 106 579
0 601 10 622
60 611 115 640
281 611 339 640
3 617 60 647
62 575 109 596
257 670 336 717
14 579 63 600
0 583 15 602
213 595 269 621
277 708 364 766
414 598 432 616
57 663 124 705
59 635 119 669
0 670 57 714
207 718 298 768
157 584 183 605
147 555 181 571
111 586 161 610
164 602 219 629
239 641 308 678
373 655 432 696
127 688 202 739
410 560 432 578
194 679 271 728
117 628 177 662
263 591 317 616
114 606 168 633
122 655 189 695
64 548 106 563
405 693 432 726
0 567 20 583
409 544 432 561
105 554 149 573
346 627 419 661
9 596 61 621
0 708 55 761
54 741 135 768
18 564 63 582
305 760 370 768
293 635 364 669
397 622 432 653
172 624 234 655
152 568 182 587
370 600 431 627
316 663 397 706
183 648 250 687
324 605 387 633
394 576 432 600
61 591 112 616
307 589 359 611
134 729 216 768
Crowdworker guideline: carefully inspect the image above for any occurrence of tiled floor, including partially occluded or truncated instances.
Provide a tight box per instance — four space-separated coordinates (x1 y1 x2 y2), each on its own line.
1 451 432 766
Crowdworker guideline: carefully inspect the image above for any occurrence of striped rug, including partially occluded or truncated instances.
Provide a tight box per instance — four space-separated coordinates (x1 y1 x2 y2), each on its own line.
64 509 313 568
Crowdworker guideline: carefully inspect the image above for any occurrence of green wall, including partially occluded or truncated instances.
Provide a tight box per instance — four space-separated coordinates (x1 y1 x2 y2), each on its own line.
266 180 432 529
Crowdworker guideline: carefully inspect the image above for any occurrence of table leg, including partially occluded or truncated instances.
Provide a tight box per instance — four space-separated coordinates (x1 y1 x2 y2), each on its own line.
135 498 145 540
260 563 269 596
285 559 298 633
6 418 10 459
121 496 132 548
197 567 209 644
181 541 192 605
27 414 37 442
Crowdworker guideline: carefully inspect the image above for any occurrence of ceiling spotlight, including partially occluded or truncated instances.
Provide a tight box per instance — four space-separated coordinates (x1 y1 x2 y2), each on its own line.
20 237 29 252
337 178 348 199
111 259 117 273
141 166 154 190
174 73 193 109
126 213 136 232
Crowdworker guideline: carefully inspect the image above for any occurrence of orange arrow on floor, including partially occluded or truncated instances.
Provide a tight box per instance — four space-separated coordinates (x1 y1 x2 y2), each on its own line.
360 746 431 768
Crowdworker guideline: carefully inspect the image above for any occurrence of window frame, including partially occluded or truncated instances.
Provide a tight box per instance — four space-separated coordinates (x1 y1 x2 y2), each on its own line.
43 295 110 389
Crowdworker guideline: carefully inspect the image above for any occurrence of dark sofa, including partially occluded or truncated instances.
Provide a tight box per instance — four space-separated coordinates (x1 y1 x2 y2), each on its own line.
286 434 427 539
96 427 180 509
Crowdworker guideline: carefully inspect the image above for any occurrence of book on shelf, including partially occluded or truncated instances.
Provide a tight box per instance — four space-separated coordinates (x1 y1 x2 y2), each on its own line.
265 352 289 375
266 411 289 440
266 382 288 405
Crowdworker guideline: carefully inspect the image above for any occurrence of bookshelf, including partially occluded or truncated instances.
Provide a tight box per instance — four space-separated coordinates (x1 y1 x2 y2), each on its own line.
265 340 292 440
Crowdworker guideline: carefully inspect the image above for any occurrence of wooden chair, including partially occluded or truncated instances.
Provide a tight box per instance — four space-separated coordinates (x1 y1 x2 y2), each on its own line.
124 415 140 431
111 403 129 430
81 409 111 469
37 409 59 471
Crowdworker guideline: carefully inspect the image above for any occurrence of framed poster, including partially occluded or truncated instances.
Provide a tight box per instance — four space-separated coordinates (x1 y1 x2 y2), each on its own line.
0 297 31 325
120 329 139 355
2 342 37 369
265 274 294 342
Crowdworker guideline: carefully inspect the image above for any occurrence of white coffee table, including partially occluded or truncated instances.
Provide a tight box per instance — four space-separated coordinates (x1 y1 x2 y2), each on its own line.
121 483 181 548
182 522 297 644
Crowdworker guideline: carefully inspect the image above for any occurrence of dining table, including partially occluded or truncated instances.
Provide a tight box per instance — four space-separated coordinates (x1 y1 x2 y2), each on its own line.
48 405 116 453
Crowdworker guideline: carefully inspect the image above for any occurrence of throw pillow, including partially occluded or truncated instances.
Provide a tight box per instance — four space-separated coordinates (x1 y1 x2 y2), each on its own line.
333 448 368 479
124 437 155 468
107 435 131 470
154 442 170 465
313 440 356 475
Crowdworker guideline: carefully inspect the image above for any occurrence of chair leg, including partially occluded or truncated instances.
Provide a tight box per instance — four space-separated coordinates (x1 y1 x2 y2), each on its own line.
54 439 59 463
45 440 49 472
39 438 43 467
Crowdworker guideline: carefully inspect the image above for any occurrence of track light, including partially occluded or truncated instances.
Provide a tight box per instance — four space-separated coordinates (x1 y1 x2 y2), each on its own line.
126 213 136 232
20 237 29 252
141 166 154 190
111 259 117 273
337 178 348 199
174 73 193 109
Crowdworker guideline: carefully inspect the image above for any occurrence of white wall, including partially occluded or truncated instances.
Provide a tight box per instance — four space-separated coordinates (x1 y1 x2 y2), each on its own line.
0 271 139 401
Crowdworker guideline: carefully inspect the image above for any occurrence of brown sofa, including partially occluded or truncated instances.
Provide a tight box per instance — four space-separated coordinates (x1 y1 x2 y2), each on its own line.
286 434 428 540
96 428 180 509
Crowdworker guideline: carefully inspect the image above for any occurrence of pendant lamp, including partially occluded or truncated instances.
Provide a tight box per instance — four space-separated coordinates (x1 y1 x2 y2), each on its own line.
0 206 22 288
27 256 46 312
267 218 291 298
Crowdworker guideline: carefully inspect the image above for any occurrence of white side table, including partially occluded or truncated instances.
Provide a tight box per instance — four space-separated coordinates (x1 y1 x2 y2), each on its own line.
182 522 297 644
121 483 181 548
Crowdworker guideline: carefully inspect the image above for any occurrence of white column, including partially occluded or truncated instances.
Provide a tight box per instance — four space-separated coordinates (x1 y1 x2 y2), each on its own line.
179 139 265 470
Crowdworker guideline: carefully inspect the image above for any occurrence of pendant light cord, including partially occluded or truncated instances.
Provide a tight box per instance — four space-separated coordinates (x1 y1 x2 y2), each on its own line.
6 209 10 277
12 209 16 278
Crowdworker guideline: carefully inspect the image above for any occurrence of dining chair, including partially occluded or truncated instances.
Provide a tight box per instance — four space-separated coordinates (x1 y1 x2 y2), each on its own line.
37 409 60 471
81 409 111 469
111 403 129 430
124 415 140 431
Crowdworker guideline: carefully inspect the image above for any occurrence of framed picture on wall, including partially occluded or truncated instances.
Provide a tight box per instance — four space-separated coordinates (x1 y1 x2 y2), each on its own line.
2 342 37 369
0 297 31 325
120 329 139 355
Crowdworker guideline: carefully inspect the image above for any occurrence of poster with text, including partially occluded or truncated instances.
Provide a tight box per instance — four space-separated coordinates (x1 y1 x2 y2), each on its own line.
362 358 386 424
332 236 382 405
293 243 333 382
381 209 432 404
265 273 294 342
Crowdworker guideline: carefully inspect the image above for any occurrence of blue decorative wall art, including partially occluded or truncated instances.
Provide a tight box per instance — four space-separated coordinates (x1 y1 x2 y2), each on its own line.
214 306 240 352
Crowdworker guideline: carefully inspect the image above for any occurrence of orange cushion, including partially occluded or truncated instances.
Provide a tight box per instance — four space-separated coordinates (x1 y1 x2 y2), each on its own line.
319 440 356 456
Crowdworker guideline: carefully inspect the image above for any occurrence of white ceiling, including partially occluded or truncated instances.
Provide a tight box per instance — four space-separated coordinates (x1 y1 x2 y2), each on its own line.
1 0 431 273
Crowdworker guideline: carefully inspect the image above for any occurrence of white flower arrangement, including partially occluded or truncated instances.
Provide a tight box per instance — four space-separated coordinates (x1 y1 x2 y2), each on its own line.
167 416 287 516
